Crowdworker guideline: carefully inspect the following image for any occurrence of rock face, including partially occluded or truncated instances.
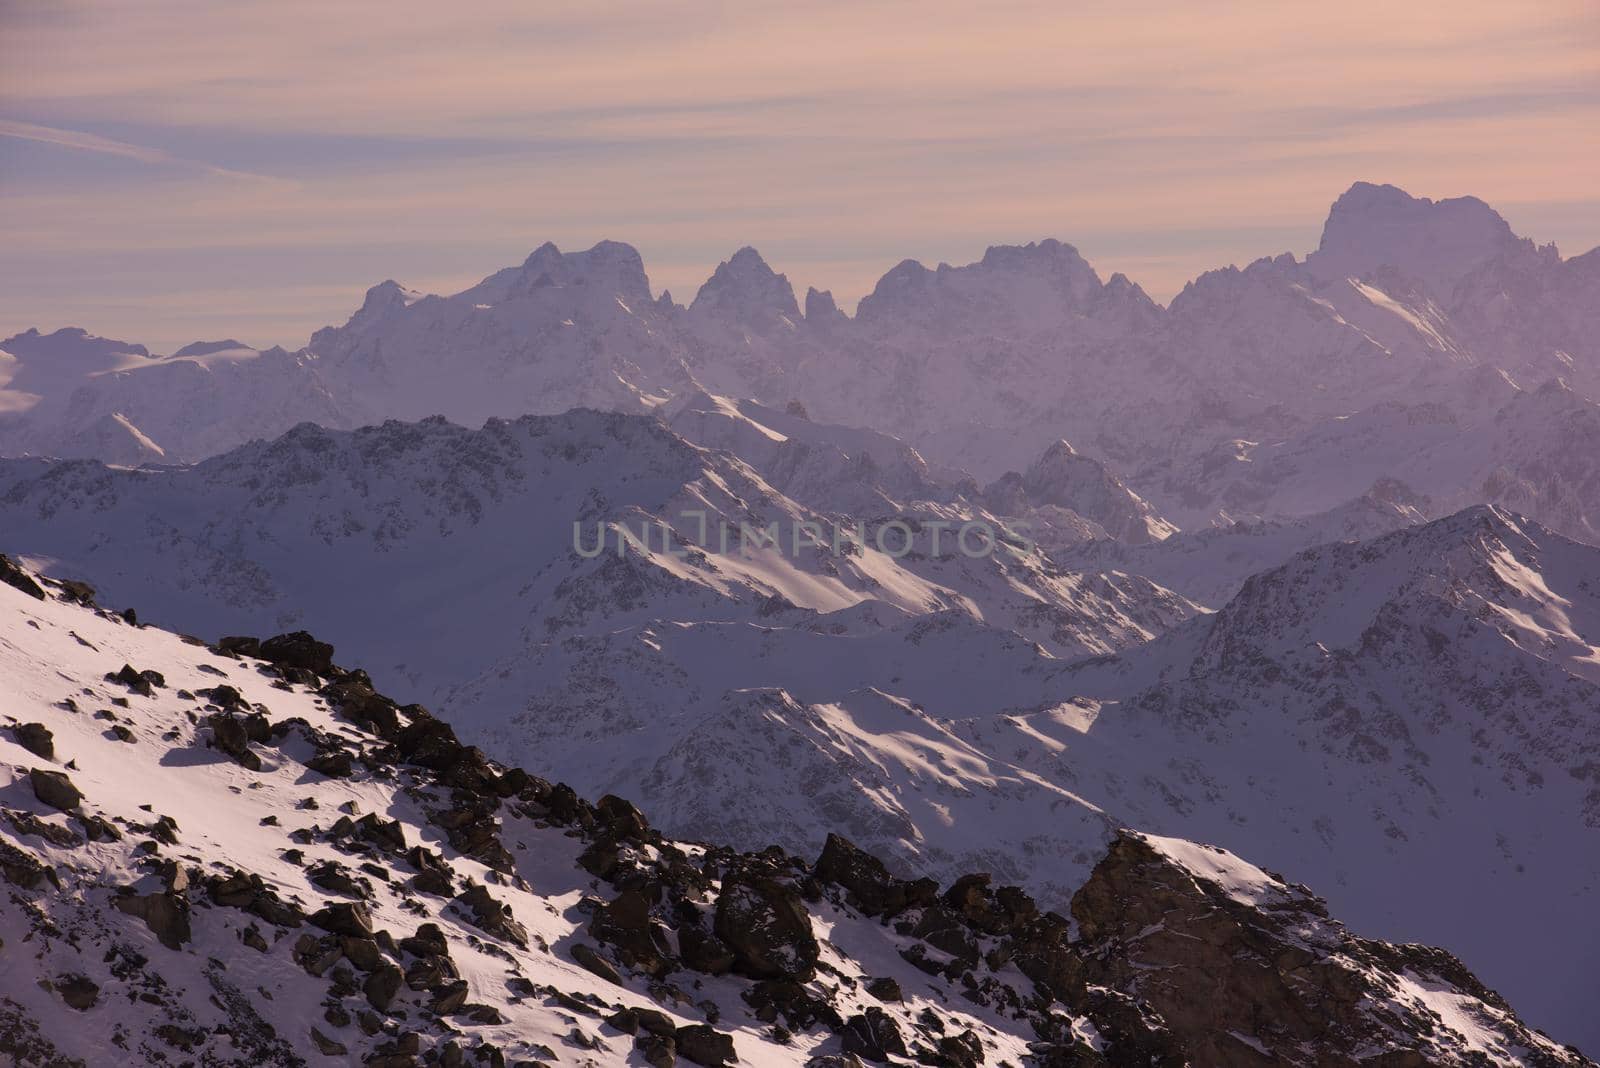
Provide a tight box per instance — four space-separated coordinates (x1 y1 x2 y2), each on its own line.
1073 832 1589 1067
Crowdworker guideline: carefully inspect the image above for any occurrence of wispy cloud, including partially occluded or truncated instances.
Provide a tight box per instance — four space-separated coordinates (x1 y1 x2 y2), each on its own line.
0 118 284 183
0 0 1596 352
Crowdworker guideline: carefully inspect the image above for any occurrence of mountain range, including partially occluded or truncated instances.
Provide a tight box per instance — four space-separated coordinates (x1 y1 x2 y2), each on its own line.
5 180 1600 1061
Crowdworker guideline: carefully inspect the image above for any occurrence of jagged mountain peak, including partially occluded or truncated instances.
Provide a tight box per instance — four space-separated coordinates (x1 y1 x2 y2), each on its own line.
1307 180 1530 294
495 239 653 305
803 286 844 324
856 238 1157 329
690 245 801 325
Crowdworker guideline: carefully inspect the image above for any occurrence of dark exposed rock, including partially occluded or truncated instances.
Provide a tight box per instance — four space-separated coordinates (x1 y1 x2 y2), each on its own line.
457 883 528 947
6 808 83 848
306 748 354 778
864 976 902 1002
713 875 819 981
308 859 369 899
840 1008 907 1063
429 979 471 1014
1068 831 1546 1067
674 1023 735 1067
310 901 374 937
310 1026 349 1055
114 889 191 950
0 838 54 889
590 888 672 977
814 833 936 918
29 767 83 811
0 554 46 600
404 954 457 990
399 922 450 958
364 962 405 1012
607 1006 676 1037
79 812 122 842
207 712 262 770
679 925 736 975
637 1032 677 1068
13 722 54 760
259 630 335 676
570 943 622 985
216 635 261 658
54 974 99 1011
406 845 454 896
107 663 162 696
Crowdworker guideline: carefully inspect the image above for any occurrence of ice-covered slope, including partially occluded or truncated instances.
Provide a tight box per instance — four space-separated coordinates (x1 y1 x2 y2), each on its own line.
1 557 1588 1066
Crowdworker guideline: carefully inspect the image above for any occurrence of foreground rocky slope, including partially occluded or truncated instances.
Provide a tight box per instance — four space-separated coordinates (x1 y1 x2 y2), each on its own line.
0 558 1589 1066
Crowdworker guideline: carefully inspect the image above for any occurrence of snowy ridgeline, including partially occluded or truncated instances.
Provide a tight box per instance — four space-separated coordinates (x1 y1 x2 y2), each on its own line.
0 559 1591 1067
2 182 1599 543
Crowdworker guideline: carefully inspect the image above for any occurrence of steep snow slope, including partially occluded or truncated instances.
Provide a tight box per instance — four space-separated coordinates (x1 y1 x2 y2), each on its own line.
0 559 1588 1066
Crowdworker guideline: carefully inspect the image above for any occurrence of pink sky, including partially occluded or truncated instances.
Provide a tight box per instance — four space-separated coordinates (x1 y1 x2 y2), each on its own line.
2 0 1598 351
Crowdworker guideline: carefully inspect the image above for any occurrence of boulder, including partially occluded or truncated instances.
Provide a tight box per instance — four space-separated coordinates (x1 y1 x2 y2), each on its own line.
571 943 622 985
814 833 936 917
713 875 819 981
674 1024 736 1067
13 723 54 760
29 768 82 811
310 901 374 937
259 631 335 676
840 1008 907 1063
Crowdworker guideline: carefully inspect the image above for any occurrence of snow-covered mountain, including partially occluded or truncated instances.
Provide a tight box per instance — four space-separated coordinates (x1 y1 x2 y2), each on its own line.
3 555 1591 1066
0 328 345 466
453 505 1600 1051
7 181 1599 547
0 411 1197 703
4 406 1599 1044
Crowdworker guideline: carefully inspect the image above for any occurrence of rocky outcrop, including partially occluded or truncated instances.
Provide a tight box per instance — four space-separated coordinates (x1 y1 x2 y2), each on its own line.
1071 832 1589 1067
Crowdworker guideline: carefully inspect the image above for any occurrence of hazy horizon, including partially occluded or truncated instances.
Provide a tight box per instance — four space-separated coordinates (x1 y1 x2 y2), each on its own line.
3 0 1598 352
